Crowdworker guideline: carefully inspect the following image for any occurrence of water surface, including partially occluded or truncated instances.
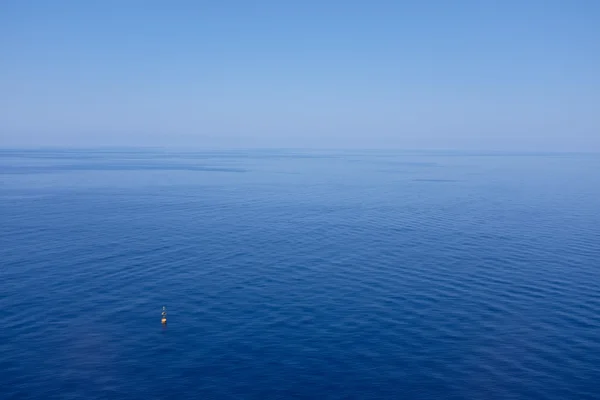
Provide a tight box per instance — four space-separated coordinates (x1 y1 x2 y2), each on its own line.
1 149 600 399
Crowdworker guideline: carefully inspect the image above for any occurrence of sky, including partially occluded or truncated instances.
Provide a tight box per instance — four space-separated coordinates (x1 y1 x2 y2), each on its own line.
1 0 599 150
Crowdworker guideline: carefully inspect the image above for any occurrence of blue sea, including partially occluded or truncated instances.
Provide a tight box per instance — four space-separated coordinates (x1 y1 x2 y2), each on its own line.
1 148 600 400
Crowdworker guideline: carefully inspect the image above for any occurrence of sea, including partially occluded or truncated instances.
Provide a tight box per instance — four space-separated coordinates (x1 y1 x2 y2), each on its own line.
1 148 599 400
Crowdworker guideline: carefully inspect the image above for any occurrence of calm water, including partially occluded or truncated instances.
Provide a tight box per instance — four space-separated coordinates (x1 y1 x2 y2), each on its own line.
1 149 600 400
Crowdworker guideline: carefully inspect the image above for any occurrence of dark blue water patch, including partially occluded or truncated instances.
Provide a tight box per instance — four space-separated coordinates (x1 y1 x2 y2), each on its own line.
413 178 460 182
1 149 600 400
0 148 339 161
347 159 439 167
0 163 248 174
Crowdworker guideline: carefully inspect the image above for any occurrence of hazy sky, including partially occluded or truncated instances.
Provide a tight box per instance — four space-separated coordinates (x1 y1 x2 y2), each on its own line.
1 1 599 150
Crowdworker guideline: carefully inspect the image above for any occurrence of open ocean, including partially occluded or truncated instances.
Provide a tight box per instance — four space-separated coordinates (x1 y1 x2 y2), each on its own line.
1 148 599 400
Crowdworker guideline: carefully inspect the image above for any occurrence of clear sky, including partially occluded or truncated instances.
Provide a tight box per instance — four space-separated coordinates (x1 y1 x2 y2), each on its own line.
1 0 599 150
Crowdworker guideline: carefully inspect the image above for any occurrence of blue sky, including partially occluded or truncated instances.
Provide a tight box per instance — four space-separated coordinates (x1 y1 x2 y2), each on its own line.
1 0 599 150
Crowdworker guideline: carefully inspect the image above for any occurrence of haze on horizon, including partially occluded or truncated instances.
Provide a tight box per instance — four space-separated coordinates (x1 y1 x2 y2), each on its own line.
1 1 599 151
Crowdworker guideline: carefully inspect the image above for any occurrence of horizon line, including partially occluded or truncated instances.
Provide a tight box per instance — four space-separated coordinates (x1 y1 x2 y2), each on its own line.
0 146 598 156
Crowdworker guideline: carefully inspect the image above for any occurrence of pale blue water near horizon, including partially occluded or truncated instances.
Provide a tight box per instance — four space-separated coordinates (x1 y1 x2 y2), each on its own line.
1 148 600 400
